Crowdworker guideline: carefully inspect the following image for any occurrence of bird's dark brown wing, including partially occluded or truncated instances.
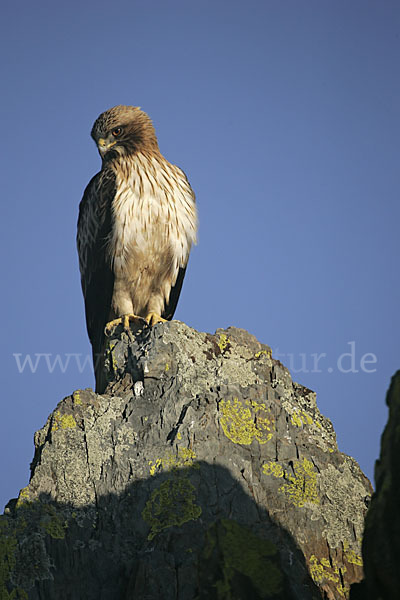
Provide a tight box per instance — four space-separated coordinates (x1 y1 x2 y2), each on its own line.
162 265 187 321
77 169 116 386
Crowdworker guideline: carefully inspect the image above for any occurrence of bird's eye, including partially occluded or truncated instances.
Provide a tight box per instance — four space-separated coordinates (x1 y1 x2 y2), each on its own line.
112 127 122 137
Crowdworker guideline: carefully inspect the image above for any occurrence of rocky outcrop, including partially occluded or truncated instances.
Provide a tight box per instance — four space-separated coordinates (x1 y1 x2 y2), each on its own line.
350 371 400 600
1 322 372 599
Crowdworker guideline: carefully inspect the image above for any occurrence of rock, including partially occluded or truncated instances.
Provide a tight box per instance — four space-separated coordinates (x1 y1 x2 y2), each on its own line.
1 322 372 599
351 371 400 600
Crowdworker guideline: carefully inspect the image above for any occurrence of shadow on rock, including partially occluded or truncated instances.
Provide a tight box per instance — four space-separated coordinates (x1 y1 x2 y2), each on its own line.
3 462 320 600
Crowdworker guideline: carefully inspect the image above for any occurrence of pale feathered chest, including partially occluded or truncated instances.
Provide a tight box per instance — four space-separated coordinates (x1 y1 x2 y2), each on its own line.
109 153 197 275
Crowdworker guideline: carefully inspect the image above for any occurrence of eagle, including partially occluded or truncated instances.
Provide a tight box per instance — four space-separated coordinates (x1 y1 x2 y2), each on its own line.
77 105 197 391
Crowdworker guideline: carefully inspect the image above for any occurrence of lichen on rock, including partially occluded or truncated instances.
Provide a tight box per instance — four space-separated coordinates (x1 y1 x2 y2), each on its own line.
2 322 372 599
142 477 202 541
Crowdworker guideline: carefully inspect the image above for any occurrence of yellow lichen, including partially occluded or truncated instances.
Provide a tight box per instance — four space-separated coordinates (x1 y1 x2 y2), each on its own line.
149 447 197 476
179 447 196 462
177 432 182 440
309 555 349 597
218 334 230 352
149 459 162 476
51 411 77 432
262 462 284 478
321 558 341 578
219 398 274 445
72 390 82 405
290 412 302 428
16 486 31 508
290 410 313 428
343 541 363 566
254 349 271 359
165 363 170 372
263 458 319 507
281 458 319 507
336 584 350 597
309 555 325 583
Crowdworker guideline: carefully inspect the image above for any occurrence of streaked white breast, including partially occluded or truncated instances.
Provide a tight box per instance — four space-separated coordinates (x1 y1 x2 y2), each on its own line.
110 152 197 277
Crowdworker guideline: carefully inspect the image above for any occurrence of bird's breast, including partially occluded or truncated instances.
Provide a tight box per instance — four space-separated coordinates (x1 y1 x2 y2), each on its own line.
109 154 197 277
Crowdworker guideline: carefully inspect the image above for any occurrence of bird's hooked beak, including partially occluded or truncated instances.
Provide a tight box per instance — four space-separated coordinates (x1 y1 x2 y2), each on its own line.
97 138 117 155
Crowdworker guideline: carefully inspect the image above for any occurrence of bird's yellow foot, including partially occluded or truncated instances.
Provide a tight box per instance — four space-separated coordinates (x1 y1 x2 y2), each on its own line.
104 314 143 335
145 312 167 326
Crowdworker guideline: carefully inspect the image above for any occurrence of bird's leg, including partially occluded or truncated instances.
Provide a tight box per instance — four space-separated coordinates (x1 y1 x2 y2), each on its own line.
145 312 167 326
104 313 143 336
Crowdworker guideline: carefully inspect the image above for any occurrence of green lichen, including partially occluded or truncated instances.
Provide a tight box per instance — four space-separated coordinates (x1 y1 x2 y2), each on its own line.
142 478 202 540
105 340 118 373
203 519 283 598
0 518 27 599
40 514 67 539
51 411 77 432
263 458 319 507
219 398 274 445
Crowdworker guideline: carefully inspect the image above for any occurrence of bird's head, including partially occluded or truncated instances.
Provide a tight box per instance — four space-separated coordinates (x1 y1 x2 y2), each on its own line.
91 105 159 160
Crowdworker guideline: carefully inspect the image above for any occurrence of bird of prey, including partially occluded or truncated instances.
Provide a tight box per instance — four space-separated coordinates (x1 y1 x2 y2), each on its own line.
77 105 197 391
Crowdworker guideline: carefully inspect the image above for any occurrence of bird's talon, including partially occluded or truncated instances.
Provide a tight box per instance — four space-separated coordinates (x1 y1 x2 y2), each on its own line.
145 312 167 326
104 313 143 335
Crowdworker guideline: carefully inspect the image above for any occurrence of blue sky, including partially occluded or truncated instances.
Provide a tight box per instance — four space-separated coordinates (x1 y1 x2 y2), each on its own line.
1 0 399 509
